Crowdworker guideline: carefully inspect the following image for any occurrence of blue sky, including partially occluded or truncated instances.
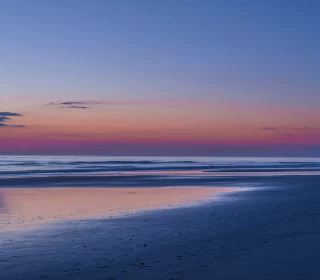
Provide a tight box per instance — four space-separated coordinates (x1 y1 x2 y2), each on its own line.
0 0 319 155
1 0 319 103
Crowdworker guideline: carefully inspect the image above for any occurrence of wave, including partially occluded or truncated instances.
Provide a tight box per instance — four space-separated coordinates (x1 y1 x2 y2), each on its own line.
204 168 320 173
63 160 197 165
1 156 320 181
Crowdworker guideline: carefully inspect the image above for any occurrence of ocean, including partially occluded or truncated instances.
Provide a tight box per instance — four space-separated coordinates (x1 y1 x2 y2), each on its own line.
0 156 320 187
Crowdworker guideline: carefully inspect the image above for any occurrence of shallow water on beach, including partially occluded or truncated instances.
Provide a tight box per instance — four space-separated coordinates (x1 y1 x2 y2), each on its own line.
0 187 239 232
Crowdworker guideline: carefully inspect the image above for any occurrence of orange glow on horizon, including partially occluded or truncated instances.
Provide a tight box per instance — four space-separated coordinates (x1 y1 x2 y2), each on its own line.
1 99 319 153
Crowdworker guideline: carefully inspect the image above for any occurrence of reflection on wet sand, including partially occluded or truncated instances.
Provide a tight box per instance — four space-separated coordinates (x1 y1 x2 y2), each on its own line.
0 187 238 231
0 192 9 226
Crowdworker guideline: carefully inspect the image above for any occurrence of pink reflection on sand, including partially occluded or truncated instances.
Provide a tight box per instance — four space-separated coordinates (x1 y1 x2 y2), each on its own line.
0 187 238 231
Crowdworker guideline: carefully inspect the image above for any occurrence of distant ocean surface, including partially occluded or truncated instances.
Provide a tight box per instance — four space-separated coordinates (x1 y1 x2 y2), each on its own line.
1 156 320 184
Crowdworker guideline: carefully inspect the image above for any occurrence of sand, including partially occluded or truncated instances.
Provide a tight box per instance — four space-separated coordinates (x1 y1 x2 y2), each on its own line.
1 175 320 279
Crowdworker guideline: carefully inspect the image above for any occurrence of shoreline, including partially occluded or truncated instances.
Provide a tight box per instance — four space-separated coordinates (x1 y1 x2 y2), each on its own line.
1 171 320 188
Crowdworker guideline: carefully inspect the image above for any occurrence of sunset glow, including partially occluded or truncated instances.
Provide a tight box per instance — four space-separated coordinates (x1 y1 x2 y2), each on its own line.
1 1 319 156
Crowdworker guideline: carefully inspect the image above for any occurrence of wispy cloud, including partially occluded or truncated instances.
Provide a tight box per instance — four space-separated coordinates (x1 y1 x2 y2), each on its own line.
0 112 22 117
262 126 320 141
46 99 187 109
262 126 312 131
46 101 100 109
263 127 277 130
0 112 24 128
60 102 92 105
61 105 89 109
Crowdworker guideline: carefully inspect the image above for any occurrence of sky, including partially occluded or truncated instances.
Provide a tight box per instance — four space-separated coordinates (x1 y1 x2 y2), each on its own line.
0 0 319 156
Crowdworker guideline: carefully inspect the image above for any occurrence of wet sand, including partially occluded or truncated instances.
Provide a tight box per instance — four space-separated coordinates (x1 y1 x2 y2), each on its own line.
0 187 239 231
1 176 320 279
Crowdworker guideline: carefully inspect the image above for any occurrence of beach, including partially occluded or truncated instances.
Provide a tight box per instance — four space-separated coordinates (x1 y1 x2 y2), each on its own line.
1 157 320 279
1 173 320 280
2 1 320 279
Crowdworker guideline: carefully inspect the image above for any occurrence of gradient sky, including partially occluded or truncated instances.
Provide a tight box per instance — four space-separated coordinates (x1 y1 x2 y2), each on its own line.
0 0 319 156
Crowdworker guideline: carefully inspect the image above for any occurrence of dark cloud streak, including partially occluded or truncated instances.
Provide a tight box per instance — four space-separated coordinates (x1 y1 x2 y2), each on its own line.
0 112 24 128
47 101 101 109
0 112 22 117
